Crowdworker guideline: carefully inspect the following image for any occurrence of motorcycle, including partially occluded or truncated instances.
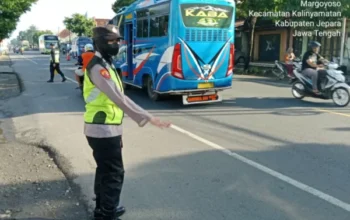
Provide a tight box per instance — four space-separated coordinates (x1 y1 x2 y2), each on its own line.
272 59 300 80
291 61 350 107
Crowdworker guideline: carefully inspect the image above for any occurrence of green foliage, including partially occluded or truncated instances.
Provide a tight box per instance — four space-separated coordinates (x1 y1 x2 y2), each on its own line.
32 30 53 45
13 26 52 46
0 0 38 40
112 0 136 13
10 38 19 46
63 14 95 37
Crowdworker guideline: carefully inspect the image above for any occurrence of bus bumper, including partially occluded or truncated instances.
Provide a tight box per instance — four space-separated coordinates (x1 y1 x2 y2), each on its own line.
155 75 233 94
154 76 232 105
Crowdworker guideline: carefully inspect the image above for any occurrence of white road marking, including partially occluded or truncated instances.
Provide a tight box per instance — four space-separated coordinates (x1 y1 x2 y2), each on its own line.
23 57 38 64
65 77 78 84
170 124 350 212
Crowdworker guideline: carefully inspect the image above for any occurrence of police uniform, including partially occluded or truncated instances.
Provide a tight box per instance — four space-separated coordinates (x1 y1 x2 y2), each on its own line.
85 26 153 220
48 44 66 82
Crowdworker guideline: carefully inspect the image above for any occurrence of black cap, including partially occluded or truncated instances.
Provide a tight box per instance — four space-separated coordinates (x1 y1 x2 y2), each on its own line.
308 41 321 48
50 43 54 46
92 25 123 41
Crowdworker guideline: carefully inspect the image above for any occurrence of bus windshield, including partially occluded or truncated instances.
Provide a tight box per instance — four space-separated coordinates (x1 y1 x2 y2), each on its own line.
44 35 59 41
180 4 233 28
45 42 57 49
78 38 92 46
78 38 93 49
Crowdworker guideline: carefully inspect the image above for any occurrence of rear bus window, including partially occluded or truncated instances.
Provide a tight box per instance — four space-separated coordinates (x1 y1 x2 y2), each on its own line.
180 4 233 28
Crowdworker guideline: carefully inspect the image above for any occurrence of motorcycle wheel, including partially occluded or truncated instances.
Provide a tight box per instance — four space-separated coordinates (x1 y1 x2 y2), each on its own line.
332 87 350 107
272 67 285 80
292 81 305 99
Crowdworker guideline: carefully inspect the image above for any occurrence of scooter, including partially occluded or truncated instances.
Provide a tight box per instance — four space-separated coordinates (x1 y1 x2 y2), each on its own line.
272 59 300 80
291 62 350 107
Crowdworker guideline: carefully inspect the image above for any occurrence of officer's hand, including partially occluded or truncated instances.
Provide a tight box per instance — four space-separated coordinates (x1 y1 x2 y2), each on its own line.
149 117 171 128
53 63 56 67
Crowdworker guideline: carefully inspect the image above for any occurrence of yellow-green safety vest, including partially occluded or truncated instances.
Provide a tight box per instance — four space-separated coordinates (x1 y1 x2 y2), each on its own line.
83 67 124 125
50 49 60 63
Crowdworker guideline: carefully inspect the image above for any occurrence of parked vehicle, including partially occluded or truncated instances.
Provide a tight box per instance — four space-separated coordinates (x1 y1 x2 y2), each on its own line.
272 59 300 80
291 61 350 107
234 49 246 65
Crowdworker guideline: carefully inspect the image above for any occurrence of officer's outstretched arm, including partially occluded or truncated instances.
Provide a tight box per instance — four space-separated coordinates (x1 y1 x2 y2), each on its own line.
90 65 153 127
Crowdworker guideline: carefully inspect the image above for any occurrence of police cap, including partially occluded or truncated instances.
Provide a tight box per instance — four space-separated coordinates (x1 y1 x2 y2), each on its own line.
92 25 123 41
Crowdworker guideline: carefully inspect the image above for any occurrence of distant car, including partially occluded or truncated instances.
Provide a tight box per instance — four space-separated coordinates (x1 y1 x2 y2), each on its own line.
234 49 246 64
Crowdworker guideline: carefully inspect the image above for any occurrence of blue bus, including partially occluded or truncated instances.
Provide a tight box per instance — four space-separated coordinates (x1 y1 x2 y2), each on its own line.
70 37 93 58
113 0 236 104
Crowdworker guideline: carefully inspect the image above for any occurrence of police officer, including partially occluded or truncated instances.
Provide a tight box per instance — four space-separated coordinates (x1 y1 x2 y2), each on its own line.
47 43 66 83
84 25 171 220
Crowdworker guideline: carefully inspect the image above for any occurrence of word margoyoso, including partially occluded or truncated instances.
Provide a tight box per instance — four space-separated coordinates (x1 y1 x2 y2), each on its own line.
300 0 341 9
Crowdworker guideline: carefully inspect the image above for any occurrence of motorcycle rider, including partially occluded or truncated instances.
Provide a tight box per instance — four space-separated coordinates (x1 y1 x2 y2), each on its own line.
301 41 328 94
75 43 95 87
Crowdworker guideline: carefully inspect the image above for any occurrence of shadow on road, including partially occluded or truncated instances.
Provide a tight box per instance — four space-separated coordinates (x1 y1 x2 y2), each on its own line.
233 76 290 88
0 176 91 220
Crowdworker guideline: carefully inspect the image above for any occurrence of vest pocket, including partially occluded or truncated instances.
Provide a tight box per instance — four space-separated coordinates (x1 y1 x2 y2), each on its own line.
92 111 107 124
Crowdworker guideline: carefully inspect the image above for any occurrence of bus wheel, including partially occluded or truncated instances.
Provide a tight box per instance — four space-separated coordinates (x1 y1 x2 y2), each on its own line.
146 76 160 101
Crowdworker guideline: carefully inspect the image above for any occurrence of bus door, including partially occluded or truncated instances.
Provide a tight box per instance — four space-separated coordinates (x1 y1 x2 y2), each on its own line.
125 22 135 80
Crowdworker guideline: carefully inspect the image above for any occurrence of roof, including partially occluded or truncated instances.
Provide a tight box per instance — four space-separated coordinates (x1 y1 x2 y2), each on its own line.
58 29 72 38
94 18 110 27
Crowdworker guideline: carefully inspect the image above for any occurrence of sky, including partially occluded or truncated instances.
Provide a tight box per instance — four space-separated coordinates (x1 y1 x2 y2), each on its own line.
10 0 116 39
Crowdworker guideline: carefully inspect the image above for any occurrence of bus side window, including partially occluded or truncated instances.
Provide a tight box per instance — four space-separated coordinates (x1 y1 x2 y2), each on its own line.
150 15 168 37
150 17 160 37
160 15 169 36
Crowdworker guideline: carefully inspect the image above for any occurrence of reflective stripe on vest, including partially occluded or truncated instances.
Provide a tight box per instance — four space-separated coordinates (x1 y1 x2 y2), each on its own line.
83 68 124 125
50 50 60 63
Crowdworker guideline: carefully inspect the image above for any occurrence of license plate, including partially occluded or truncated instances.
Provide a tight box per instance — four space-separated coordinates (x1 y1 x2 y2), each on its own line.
198 82 214 89
186 94 219 103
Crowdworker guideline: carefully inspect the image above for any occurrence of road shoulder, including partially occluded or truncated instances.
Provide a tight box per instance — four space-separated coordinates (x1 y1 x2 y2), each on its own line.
0 54 89 219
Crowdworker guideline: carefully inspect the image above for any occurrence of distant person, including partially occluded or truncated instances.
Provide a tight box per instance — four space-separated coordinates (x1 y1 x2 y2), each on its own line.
284 47 295 78
47 43 66 83
74 43 95 87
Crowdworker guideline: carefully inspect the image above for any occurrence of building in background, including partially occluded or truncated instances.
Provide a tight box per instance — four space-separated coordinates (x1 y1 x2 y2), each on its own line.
58 29 76 43
93 18 110 27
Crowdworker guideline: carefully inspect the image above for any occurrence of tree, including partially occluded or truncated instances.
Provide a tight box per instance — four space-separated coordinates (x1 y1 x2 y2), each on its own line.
112 0 136 13
10 38 19 46
236 0 278 69
0 0 38 40
63 14 95 37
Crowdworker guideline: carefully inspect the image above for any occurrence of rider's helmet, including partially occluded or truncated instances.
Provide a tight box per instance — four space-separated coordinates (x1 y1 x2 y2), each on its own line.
308 41 321 50
84 43 94 52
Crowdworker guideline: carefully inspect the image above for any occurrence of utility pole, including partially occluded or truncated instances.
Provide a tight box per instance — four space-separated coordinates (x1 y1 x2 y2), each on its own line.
340 17 347 65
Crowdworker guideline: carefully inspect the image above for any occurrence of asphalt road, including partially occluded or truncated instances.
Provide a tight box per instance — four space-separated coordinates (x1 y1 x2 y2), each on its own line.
4 51 350 220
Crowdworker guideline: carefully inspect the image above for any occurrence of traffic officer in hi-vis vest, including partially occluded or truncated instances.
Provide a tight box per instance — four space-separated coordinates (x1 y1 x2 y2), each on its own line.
47 43 66 83
84 25 171 220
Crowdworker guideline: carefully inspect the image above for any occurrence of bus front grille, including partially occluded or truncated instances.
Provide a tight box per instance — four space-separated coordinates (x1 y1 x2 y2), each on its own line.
185 29 228 42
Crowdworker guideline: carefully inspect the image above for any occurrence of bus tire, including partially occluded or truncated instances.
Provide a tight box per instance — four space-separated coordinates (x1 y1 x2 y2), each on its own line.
146 76 161 101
